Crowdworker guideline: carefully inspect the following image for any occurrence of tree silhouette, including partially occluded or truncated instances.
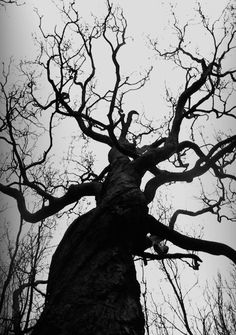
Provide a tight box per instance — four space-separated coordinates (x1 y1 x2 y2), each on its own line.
146 261 236 334
0 1 236 334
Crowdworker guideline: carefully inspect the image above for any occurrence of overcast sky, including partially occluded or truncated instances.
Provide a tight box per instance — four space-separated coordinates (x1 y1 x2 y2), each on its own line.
0 0 235 286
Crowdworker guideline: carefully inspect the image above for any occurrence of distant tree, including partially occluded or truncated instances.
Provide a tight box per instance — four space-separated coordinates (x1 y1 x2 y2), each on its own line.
0 217 51 334
0 1 236 334
147 261 236 335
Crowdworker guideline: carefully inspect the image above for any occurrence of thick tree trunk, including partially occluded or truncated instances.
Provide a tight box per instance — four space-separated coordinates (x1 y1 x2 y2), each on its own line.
32 205 145 335
32 152 150 334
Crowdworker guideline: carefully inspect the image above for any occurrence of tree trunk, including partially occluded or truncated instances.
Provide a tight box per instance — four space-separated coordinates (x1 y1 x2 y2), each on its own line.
32 153 148 335
32 206 145 335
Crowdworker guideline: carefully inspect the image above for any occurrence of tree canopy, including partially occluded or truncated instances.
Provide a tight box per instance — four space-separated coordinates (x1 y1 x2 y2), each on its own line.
0 1 236 334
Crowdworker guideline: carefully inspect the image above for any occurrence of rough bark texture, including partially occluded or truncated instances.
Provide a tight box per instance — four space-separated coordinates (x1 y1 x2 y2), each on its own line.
32 151 148 335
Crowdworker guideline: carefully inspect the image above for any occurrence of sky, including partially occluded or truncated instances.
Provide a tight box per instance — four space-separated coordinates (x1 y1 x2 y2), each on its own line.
0 0 236 319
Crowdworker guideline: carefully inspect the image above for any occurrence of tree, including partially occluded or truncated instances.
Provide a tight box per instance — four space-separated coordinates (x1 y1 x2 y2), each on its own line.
0 216 51 334
146 261 236 335
0 1 236 334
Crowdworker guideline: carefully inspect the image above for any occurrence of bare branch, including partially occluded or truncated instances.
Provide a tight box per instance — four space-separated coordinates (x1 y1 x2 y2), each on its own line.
0 0 24 6
141 251 202 266
0 182 101 223
143 135 236 203
169 201 223 231
148 218 236 265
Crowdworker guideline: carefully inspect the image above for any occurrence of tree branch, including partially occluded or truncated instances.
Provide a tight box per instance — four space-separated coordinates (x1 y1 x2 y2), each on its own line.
141 251 202 264
166 62 214 147
148 218 236 265
143 135 236 203
169 204 221 231
0 182 102 223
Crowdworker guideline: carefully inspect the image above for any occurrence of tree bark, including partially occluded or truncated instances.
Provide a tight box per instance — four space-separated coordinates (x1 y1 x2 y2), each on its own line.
32 153 147 335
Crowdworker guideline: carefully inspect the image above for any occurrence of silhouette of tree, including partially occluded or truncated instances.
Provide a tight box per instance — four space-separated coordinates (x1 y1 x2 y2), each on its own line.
0 1 235 334
147 261 236 335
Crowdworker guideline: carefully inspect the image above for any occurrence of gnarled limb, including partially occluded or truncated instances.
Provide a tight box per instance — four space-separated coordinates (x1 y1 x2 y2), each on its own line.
148 217 236 265
143 135 236 203
169 205 221 231
140 251 202 269
0 181 101 223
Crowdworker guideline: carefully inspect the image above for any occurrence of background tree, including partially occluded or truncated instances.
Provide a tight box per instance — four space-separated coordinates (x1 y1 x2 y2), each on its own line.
0 216 51 334
0 1 236 334
145 261 236 335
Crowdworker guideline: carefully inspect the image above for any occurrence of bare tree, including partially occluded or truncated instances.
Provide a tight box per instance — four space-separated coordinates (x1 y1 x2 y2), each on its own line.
0 217 52 334
200 270 236 335
0 1 236 334
148 261 236 335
